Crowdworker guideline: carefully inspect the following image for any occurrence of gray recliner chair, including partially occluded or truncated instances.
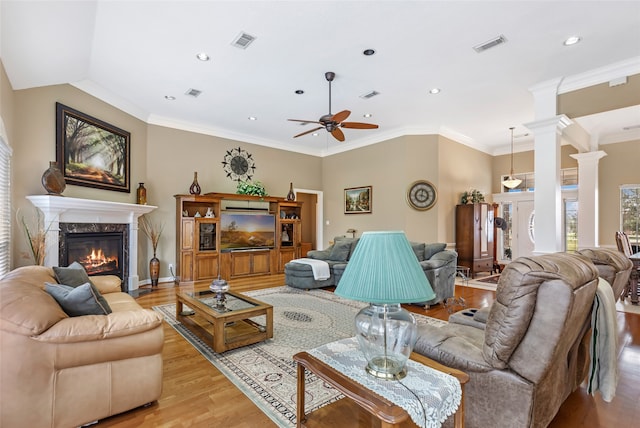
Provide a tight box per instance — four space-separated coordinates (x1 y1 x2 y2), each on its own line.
414 253 601 428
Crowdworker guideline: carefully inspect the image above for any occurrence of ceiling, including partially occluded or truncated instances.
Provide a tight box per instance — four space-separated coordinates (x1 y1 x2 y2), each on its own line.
2 1 640 157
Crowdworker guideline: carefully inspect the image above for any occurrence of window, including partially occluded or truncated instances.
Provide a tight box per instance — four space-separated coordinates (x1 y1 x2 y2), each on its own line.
0 119 12 276
621 185 640 252
564 199 578 252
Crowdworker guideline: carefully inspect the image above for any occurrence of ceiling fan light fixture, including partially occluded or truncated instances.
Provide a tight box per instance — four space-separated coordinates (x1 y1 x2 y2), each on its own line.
502 127 522 189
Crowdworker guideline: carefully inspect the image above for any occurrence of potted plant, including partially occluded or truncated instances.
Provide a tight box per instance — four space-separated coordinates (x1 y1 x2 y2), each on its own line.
460 188 485 204
140 214 164 287
236 180 268 197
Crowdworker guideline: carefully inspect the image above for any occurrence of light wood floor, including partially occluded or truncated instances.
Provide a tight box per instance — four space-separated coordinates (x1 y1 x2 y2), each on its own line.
96 276 639 427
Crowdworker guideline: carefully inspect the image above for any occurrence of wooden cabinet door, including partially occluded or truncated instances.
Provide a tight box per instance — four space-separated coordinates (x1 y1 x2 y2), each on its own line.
196 254 218 281
277 248 296 272
182 219 194 250
180 252 194 282
231 252 252 276
252 252 271 274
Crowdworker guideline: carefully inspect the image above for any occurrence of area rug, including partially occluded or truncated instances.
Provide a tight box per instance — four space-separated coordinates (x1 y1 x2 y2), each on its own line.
153 286 446 427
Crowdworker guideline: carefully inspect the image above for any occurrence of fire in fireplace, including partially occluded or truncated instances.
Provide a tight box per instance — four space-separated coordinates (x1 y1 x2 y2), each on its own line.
59 224 129 286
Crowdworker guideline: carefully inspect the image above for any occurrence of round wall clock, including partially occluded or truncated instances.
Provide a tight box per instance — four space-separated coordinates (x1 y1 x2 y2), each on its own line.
222 147 256 181
407 180 438 211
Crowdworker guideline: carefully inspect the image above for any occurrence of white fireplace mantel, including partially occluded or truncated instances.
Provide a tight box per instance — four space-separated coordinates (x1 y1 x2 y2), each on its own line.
26 195 157 291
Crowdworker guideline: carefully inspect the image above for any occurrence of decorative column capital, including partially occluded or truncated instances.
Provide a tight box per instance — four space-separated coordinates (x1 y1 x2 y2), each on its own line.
570 150 608 163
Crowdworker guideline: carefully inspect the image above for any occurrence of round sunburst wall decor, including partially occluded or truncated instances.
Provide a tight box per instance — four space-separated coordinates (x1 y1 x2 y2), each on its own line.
222 147 256 181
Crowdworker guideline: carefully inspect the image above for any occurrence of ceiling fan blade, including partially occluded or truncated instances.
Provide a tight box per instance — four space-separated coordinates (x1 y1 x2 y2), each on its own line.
331 110 351 123
331 127 345 142
293 126 323 138
288 119 323 124
341 122 379 129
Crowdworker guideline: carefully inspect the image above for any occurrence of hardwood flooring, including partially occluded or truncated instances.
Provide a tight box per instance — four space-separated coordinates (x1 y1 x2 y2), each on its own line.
96 276 639 427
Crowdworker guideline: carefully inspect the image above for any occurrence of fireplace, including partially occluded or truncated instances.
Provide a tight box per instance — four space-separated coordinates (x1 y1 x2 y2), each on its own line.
27 195 156 292
59 223 129 288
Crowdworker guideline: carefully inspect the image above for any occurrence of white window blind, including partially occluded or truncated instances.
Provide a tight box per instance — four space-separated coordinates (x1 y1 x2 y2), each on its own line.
0 125 12 277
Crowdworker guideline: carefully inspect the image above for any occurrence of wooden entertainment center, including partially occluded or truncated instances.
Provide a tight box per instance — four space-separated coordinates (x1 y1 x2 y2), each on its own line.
175 192 303 286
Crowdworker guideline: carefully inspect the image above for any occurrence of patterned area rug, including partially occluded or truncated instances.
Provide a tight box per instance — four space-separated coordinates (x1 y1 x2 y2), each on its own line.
153 286 446 427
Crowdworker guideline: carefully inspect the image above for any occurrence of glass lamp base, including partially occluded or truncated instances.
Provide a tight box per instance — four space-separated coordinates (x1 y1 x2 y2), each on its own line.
365 356 407 380
355 303 417 381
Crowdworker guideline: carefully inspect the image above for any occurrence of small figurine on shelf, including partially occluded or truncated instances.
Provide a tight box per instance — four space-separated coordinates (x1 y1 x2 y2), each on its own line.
282 229 290 242
205 207 215 218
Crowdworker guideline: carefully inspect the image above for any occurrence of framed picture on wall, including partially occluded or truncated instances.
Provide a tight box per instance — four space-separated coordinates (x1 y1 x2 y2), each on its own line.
344 186 372 214
56 103 130 193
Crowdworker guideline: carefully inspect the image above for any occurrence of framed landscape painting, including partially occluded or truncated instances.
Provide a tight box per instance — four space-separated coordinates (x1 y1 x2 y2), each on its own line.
344 186 372 214
56 103 130 192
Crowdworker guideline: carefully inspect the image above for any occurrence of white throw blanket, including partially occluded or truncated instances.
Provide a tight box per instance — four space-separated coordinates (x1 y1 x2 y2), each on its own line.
290 258 331 280
587 277 619 402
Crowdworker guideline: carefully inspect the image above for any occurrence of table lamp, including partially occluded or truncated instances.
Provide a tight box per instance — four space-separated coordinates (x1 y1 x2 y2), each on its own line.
335 231 435 380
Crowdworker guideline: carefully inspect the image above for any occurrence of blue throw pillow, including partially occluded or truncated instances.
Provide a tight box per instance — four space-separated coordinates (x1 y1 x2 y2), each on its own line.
329 240 352 262
45 282 111 316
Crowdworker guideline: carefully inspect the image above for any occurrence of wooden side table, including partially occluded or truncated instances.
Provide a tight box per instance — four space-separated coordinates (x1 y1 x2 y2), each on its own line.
293 351 469 428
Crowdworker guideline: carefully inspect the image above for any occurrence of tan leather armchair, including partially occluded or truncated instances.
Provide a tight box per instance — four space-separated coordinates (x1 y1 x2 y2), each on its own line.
0 266 164 428
414 253 601 428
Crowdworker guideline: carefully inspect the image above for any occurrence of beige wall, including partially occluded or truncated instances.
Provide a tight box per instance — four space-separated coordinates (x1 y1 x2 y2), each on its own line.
3 71 638 279
146 124 322 274
320 135 492 247
492 145 579 194
599 139 640 247
5 82 323 276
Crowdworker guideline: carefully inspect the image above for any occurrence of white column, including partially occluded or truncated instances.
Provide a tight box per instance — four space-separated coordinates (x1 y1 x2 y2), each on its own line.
525 115 572 255
570 151 607 249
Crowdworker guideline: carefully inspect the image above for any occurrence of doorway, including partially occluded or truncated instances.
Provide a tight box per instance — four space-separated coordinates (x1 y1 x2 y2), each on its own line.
293 188 324 251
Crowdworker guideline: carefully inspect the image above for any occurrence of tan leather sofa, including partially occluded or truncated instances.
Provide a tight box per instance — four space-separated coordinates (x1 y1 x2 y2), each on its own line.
415 252 607 428
0 266 164 428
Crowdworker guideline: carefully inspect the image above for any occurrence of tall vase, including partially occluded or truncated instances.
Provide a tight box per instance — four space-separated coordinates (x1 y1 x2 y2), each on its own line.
149 256 160 287
286 182 295 201
41 161 66 195
189 171 201 195
136 183 147 205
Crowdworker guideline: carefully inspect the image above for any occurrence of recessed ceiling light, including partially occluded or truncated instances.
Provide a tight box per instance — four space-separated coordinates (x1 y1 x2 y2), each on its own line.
295 89 304 94
248 116 257 121
429 88 441 94
312 132 319 136
196 52 210 61
164 95 176 100
363 49 376 56
363 113 372 118
563 36 581 46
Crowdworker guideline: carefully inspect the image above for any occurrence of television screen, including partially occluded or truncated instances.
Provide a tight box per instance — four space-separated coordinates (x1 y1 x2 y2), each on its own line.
220 212 275 251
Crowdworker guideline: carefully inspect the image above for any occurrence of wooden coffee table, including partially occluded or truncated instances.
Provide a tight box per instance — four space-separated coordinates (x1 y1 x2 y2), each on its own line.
175 289 273 353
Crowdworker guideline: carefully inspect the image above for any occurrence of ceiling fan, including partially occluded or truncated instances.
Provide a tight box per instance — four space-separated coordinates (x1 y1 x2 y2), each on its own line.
288 71 379 142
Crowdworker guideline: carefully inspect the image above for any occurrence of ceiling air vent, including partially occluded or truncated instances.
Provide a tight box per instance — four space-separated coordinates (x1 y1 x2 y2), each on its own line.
185 88 202 98
231 32 257 49
359 90 380 99
473 35 508 53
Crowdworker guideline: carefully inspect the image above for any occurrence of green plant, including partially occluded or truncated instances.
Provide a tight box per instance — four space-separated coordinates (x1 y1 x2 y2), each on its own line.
460 188 485 204
236 180 268 197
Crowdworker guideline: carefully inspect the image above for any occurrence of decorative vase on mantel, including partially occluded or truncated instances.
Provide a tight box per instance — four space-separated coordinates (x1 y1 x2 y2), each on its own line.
189 171 201 195
149 255 160 287
136 183 147 205
41 161 66 195
286 182 295 201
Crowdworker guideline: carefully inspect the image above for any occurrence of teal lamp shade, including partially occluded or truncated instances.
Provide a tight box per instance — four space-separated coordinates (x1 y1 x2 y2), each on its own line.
335 231 435 304
335 231 435 379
